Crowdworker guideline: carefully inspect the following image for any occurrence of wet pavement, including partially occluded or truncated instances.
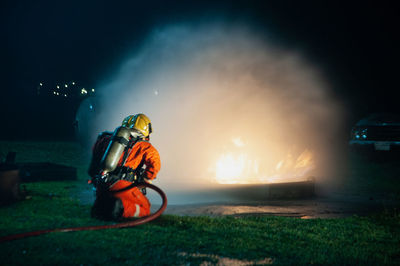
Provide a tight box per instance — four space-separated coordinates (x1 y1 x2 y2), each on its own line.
163 193 400 218
77 184 400 219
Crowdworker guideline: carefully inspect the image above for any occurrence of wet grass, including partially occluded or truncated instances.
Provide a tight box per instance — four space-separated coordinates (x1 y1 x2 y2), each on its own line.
1 190 399 265
0 141 400 265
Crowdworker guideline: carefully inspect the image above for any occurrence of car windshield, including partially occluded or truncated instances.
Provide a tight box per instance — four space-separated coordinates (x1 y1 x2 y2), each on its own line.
356 113 400 126
366 113 400 123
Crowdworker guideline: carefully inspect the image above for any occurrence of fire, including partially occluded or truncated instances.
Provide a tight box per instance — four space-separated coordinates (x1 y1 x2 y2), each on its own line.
215 153 260 184
214 137 315 184
268 149 315 183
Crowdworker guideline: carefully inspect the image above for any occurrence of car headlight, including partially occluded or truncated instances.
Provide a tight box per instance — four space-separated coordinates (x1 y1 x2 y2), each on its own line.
352 128 367 140
361 128 368 139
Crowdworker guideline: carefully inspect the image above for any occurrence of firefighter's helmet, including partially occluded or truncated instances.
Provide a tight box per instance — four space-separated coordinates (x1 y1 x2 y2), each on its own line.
122 114 153 137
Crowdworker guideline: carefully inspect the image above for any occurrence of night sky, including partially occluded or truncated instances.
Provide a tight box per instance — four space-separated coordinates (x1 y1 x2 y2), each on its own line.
1 1 399 140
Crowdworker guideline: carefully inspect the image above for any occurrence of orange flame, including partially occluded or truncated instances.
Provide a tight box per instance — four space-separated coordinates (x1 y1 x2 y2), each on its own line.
214 138 315 184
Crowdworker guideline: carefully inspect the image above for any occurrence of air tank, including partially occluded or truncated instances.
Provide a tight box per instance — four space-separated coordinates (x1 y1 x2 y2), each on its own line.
100 126 131 174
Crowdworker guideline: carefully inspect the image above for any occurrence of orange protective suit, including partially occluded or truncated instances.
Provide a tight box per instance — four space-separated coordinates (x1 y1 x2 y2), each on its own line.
110 180 151 217
121 141 161 181
91 133 161 218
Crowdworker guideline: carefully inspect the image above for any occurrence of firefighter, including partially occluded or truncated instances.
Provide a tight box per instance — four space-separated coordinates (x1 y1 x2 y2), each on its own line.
89 113 161 220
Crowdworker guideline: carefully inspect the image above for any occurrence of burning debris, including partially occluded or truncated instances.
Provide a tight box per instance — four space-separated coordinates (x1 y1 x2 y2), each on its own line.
214 136 315 184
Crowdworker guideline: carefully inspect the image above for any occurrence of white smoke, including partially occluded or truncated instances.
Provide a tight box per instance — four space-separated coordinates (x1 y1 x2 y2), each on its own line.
86 22 344 203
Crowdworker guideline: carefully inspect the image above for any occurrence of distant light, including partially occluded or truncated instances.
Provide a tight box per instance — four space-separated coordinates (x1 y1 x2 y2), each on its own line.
91 88 95 92
39 83 43 86
81 88 87 94
72 82 75 85
53 91 56 95
56 85 60 89
57 92 60 95
89 105 93 110
64 94 67 97
65 84 68 88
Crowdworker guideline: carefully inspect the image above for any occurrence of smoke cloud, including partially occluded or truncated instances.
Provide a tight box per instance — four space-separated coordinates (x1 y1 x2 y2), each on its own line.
84 22 344 204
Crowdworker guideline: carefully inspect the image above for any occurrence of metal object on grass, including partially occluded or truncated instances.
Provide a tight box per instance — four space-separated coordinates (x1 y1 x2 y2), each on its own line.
218 177 316 201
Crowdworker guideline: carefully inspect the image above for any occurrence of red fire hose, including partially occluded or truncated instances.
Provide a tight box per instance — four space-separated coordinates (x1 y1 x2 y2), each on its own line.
0 183 167 243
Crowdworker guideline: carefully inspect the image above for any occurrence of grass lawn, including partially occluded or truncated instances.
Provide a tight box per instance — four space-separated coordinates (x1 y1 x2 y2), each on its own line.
0 141 399 265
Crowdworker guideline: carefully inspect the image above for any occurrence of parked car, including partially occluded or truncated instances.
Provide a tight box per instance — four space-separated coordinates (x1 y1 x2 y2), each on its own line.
349 113 400 152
